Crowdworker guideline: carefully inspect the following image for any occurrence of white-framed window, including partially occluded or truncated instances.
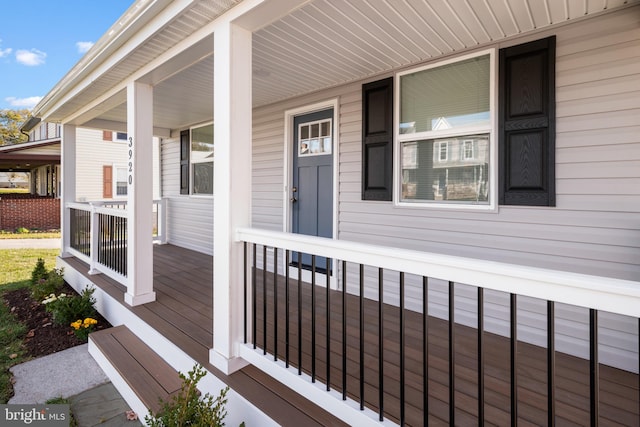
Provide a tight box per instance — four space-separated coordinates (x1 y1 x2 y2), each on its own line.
190 123 214 195
115 132 128 141
397 49 494 207
298 119 332 156
436 141 448 162
115 166 127 197
462 140 474 160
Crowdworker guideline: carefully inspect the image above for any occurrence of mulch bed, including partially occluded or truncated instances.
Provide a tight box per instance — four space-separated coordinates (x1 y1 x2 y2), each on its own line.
3 283 111 358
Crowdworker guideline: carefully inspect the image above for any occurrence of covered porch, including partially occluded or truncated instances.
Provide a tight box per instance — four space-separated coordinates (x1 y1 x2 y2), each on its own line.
59 240 639 426
31 0 640 424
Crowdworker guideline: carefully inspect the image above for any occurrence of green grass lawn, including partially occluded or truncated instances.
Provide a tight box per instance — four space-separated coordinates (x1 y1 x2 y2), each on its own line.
0 188 29 194
0 248 59 403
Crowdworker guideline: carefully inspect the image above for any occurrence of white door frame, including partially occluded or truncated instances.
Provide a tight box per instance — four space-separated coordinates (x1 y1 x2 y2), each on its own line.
283 98 340 289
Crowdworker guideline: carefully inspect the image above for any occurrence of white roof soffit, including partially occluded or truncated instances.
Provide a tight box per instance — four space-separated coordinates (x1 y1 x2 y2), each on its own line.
32 0 639 128
32 0 242 124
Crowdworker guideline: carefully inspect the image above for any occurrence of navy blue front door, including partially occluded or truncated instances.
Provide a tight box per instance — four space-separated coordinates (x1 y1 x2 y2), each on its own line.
292 108 333 271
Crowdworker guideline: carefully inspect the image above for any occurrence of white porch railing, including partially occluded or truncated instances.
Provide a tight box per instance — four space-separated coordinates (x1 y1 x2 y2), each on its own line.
236 227 640 426
66 199 166 285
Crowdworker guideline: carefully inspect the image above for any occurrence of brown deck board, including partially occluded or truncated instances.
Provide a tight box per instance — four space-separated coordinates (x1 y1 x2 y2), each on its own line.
67 245 347 427
91 326 181 414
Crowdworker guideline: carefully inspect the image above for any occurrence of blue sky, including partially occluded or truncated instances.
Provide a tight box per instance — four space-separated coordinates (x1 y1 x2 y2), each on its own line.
0 1 133 110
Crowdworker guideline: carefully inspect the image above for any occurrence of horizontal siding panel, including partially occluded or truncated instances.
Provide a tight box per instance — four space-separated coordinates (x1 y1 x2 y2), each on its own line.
557 90 640 118
557 39 640 73
556 108 640 133
556 178 640 195
557 126 640 149
557 143 640 163
165 196 213 255
556 194 639 212
338 211 639 247
557 74 640 102
339 222 640 265
339 200 640 229
557 55 640 87
557 160 640 179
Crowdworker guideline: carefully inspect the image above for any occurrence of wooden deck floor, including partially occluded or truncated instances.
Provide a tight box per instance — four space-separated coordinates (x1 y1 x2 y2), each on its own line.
64 245 348 427
66 244 639 426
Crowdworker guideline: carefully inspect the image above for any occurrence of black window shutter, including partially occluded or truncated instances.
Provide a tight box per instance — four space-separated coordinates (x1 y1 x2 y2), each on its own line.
362 77 393 201
499 36 556 206
180 130 190 195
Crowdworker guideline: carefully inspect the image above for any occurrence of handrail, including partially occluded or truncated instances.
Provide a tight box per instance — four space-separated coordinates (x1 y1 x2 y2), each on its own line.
236 227 640 318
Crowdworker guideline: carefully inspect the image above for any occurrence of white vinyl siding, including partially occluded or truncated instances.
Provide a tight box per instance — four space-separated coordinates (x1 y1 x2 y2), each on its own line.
250 9 639 371
75 128 160 202
76 128 127 201
161 136 214 255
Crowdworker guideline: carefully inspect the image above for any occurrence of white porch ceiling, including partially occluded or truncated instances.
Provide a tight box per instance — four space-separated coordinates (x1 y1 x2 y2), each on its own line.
48 0 637 133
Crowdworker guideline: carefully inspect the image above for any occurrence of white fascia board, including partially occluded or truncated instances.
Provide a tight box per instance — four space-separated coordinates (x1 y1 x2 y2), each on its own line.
55 0 311 126
38 0 196 122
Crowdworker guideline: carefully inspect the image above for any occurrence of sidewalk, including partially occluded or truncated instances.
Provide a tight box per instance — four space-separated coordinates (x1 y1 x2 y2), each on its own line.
9 344 141 426
0 238 61 249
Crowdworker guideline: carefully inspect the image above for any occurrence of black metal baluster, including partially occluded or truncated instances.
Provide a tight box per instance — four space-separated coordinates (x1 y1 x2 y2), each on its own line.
285 250 290 368
590 309 599 427
342 261 347 401
273 248 278 361
244 242 247 344
263 245 267 355
312 255 316 383
478 287 484 426
449 281 455 426
252 244 257 349
548 301 555 427
400 273 406 425
360 263 365 410
423 276 429 426
326 256 331 391
378 267 384 421
511 293 517 426
297 254 302 375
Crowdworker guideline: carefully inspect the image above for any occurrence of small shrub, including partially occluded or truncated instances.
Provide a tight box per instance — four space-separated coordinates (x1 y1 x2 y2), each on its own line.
15 227 29 234
146 365 230 427
31 267 65 301
31 258 48 286
45 286 96 327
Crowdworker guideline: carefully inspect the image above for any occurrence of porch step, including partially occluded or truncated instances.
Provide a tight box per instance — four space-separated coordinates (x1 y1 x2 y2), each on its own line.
89 325 182 415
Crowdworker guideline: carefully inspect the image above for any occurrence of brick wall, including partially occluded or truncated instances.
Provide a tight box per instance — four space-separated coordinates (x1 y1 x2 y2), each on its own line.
0 196 60 231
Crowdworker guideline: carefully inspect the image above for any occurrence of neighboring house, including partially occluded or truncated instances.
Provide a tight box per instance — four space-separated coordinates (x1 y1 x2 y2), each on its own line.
28 1 639 426
0 121 158 230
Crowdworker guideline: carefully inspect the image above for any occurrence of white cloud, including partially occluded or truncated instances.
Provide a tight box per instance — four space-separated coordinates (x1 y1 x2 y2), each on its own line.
76 41 94 54
5 96 43 108
15 49 47 66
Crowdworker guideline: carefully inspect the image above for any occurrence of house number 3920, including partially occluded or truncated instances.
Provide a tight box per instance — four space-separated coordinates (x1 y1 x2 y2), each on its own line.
128 136 133 185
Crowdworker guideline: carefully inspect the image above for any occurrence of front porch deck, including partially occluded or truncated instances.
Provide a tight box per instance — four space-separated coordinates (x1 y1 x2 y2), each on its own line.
65 244 639 426
63 244 347 427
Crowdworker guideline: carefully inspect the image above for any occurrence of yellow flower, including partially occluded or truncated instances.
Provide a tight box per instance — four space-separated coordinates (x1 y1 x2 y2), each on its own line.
81 318 98 328
70 320 82 330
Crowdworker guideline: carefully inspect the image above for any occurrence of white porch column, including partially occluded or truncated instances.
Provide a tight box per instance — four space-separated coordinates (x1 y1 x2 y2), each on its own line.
124 81 156 306
60 124 76 257
210 21 252 374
